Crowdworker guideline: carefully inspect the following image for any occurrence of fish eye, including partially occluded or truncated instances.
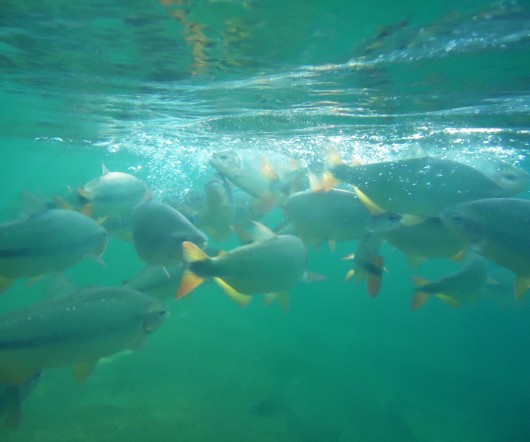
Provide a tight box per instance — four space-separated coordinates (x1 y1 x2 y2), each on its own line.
386 213 401 222
450 215 463 224
501 172 517 181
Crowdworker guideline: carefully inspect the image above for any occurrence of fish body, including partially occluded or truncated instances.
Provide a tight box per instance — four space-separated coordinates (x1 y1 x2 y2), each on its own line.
345 233 386 297
284 189 400 245
0 287 167 386
209 149 306 208
0 209 108 281
412 256 489 308
192 235 306 294
178 224 307 305
331 157 510 217
132 200 208 266
124 263 184 301
79 169 150 219
383 217 466 261
195 173 236 242
440 198 530 297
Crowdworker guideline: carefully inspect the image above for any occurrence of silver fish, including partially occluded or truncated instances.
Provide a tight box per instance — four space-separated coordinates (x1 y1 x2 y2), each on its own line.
383 217 466 263
194 173 235 242
412 256 489 309
440 197 530 299
178 223 307 308
124 263 184 301
284 189 401 246
0 287 168 386
132 200 208 266
209 149 307 210
78 165 150 219
0 209 108 291
331 157 513 217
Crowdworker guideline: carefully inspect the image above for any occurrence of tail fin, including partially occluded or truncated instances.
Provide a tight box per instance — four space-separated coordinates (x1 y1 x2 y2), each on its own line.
176 241 210 299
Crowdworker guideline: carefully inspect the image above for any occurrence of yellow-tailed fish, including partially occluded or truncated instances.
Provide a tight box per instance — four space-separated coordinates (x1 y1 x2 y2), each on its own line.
440 198 530 299
284 189 401 247
0 287 168 386
344 233 386 298
209 149 307 211
177 223 307 308
78 165 150 219
330 157 514 217
194 173 236 242
132 199 207 266
123 263 184 301
0 209 108 292
383 217 467 265
412 256 489 309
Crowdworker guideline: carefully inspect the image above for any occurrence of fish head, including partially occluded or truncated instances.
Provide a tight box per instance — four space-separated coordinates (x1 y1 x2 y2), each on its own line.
143 304 170 333
440 204 483 244
209 150 241 178
89 226 110 259
370 212 402 233
488 164 530 195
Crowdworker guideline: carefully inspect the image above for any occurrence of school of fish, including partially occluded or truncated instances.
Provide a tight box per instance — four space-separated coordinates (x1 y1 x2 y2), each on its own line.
1 148 529 426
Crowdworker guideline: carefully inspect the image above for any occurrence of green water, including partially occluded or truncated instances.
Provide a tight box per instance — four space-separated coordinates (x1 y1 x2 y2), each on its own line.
2 1 530 441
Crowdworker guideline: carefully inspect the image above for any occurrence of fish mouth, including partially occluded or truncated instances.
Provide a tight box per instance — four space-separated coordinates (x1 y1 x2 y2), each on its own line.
143 307 170 333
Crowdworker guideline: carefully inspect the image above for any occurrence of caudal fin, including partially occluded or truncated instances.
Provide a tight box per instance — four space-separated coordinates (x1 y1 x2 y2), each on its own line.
176 241 209 299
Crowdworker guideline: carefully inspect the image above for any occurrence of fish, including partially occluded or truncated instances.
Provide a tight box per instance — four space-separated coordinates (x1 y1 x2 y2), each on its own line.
209 149 307 210
344 233 386 297
123 263 184 301
330 157 514 217
177 222 307 309
440 198 530 299
284 188 401 247
194 173 236 242
78 165 151 219
0 287 168 386
0 209 108 291
383 217 467 266
132 199 208 266
412 256 489 309
0 372 42 428
444 155 530 195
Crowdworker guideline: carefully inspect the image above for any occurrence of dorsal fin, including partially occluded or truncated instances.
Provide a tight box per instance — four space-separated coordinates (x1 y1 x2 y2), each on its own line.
251 222 276 242
44 274 79 299
101 162 110 175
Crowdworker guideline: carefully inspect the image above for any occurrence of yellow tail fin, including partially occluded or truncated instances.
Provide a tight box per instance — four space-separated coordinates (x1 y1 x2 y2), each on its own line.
182 241 209 263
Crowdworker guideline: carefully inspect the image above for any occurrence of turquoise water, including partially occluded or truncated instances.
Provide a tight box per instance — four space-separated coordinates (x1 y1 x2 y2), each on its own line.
2 1 530 440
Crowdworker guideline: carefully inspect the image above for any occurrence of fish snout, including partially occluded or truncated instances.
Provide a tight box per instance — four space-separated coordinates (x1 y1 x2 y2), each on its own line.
143 306 170 333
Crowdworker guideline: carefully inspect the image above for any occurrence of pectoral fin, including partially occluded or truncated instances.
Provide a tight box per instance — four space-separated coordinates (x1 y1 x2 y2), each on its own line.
73 360 98 383
435 294 462 308
0 275 15 293
353 187 386 216
514 275 530 300
214 278 252 307
411 291 430 310
264 292 289 311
